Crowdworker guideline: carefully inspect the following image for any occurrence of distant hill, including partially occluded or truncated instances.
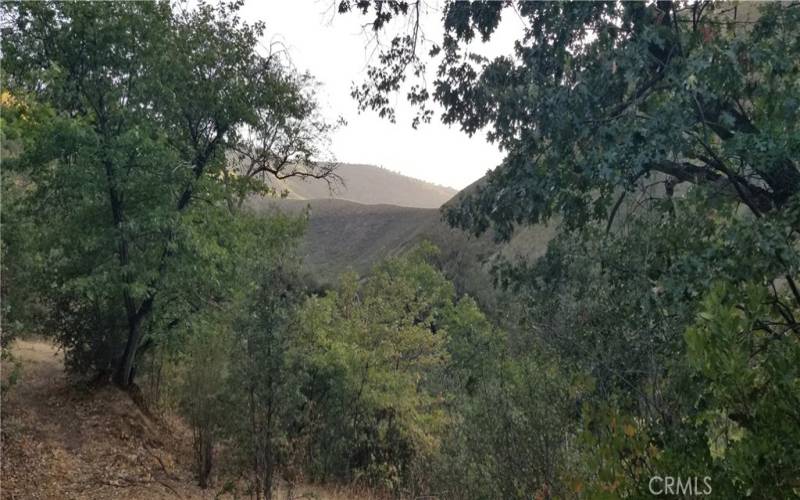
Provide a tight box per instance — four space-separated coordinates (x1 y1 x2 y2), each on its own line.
250 195 555 308
255 198 443 278
267 163 457 209
249 162 557 307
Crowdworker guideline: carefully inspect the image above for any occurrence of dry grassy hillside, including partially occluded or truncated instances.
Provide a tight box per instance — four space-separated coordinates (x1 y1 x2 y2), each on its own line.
267 163 457 209
249 164 557 310
0 340 378 500
1 340 200 499
251 196 555 308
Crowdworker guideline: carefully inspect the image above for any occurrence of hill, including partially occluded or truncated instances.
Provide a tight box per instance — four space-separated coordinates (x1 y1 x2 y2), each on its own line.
250 195 555 309
266 163 457 208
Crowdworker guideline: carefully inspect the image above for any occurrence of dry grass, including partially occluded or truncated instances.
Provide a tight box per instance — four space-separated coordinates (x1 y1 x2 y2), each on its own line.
1 339 202 499
253 196 552 313
266 163 457 209
0 340 377 500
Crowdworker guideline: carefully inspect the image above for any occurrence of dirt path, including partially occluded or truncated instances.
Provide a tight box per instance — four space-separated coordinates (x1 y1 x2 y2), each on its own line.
1 340 203 500
1 340 376 500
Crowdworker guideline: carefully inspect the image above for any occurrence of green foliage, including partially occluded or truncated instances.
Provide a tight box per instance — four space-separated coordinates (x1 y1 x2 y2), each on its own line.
345 2 800 233
344 3 800 496
684 283 800 499
176 318 232 488
3 2 798 498
227 218 308 496
436 348 577 500
0 0 334 385
282 243 585 498
1 92 50 348
166 211 307 493
296 247 455 492
163 240 509 496
476 191 798 498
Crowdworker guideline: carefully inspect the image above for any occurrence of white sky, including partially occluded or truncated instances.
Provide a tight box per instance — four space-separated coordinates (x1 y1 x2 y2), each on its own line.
240 1 521 190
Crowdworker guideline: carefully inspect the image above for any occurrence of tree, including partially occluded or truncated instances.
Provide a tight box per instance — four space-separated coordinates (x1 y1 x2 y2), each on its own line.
226 214 308 500
684 283 800 499
176 317 232 489
1 0 336 387
296 246 455 494
1 91 42 351
490 195 799 497
343 2 800 496
342 1 799 229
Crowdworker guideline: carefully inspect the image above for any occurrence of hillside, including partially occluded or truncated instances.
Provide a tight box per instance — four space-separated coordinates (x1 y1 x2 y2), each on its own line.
254 160 552 298
0 340 376 500
1 340 197 499
251 195 555 308
266 163 457 208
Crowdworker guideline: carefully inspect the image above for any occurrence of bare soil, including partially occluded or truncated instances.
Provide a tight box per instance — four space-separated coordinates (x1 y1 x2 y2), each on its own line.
1 339 206 499
1 340 374 500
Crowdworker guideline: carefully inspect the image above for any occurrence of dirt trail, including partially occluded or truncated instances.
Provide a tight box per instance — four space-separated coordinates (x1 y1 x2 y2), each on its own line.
1 340 204 500
1 340 375 500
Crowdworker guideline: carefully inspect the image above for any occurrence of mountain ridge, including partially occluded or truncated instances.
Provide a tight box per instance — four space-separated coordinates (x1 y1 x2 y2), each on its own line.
266 162 458 209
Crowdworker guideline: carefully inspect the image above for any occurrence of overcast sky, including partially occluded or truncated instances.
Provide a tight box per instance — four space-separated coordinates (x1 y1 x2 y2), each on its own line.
240 1 521 190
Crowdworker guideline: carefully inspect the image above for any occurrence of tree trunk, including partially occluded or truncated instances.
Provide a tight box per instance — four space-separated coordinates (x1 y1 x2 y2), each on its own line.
250 384 263 500
198 429 213 488
114 317 143 388
264 449 274 500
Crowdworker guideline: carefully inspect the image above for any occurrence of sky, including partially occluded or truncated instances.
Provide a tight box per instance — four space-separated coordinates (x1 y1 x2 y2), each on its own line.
240 1 521 190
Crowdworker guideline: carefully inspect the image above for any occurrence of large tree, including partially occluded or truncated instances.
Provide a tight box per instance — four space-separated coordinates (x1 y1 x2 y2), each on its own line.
342 2 800 496
342 1 799 230
1 0 335 387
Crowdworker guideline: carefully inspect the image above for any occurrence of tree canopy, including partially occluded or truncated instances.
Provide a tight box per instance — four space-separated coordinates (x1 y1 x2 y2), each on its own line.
1 0 336 386
344 1 799 233
341 1 800 497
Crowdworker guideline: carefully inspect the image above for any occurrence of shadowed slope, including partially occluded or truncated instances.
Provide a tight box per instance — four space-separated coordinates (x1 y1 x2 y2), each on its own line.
250 195 555 309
